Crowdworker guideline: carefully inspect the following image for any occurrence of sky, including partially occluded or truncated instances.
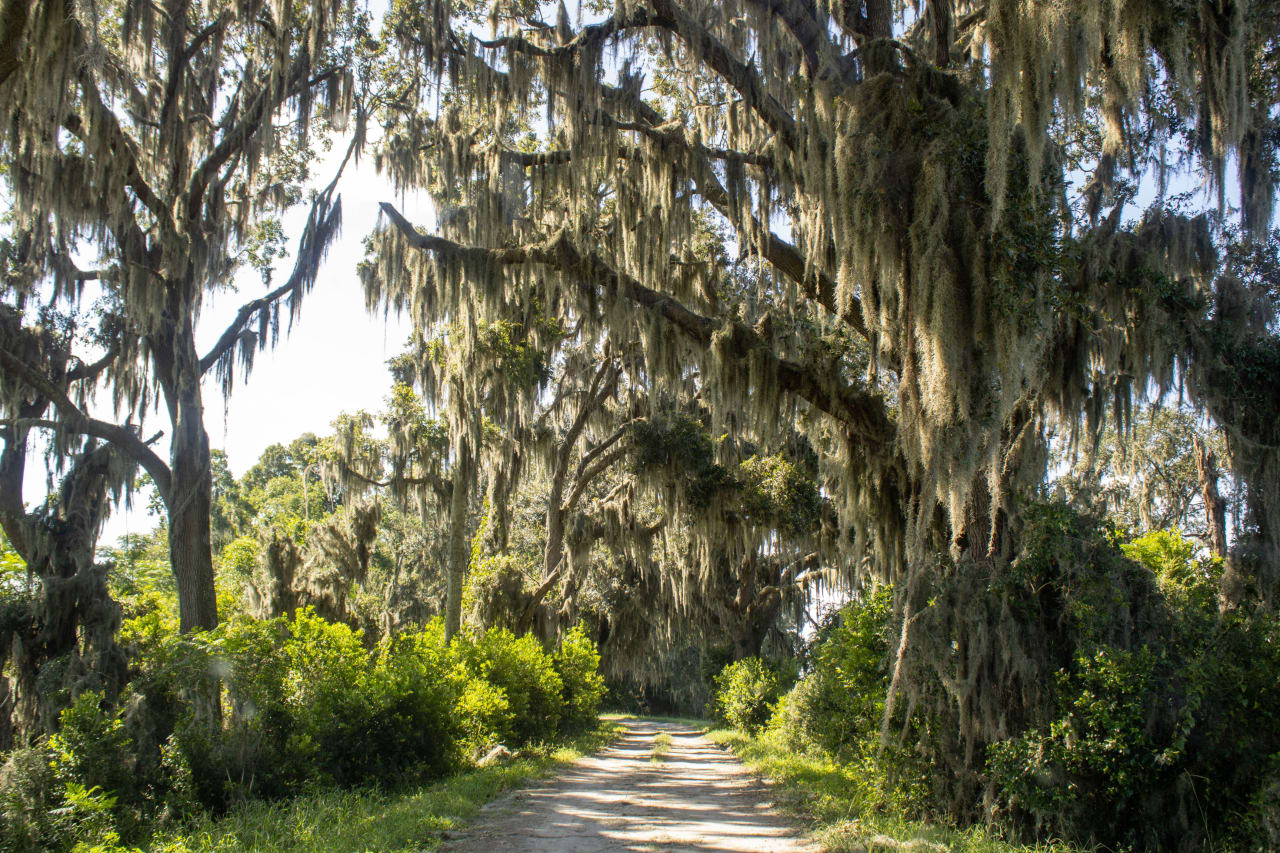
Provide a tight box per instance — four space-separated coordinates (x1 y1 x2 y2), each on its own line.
97 143 427 545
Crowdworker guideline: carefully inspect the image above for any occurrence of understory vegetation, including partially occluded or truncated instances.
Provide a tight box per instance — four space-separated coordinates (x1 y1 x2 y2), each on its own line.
711 509 1280 850
0 604 606 852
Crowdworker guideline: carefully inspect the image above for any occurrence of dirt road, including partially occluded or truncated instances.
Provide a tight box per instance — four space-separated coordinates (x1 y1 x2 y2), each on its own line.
438 718 817 853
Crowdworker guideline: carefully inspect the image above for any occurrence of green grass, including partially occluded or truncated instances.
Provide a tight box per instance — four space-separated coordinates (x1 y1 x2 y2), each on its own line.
141 722 622 853
650 732 673 763
708 728 1086 853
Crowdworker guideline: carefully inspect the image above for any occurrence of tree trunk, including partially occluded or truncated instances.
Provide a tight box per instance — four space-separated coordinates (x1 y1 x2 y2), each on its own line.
158 308 219 633
0 439 128 737
169 470 218 633
1193 437 1228 559
444 436 472 640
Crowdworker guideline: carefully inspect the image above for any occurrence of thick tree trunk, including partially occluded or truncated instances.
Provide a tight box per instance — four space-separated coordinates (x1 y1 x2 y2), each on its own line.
158 307 219 633
0 438 128 737
169 467 218 633
444 437 472 640
0 0 32 90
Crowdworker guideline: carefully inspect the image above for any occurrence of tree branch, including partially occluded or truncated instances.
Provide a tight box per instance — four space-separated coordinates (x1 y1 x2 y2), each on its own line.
200 132 356 377
188 61 339 220
379 203 893 443
646 0 800 149
564 445 627 519
0 348 172 500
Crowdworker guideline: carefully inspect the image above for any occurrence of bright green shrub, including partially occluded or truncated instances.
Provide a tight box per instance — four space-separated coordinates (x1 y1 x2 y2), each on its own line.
454 677 513 756
0 607 609 850
129 609 468 807
370 624 465 774
553 623 606 733
276 609 377 786
710 658 790 733
458 627 564 744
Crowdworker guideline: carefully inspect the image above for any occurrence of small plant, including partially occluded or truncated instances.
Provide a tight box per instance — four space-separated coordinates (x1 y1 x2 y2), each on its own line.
553 624 607 734
650 732 673 763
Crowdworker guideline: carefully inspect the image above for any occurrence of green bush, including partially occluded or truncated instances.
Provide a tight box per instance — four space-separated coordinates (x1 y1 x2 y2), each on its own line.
985 525 1280 849
0 607 609 851
0 746 60 851
553 623 606 733
453 677 513 756
0 696 144 853
370 625 464 773
779 587 891 759
457 627 564 744
710 658 791 733
48 693 139 813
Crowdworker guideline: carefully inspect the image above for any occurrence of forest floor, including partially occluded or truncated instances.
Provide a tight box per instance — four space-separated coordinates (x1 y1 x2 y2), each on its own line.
436 718 817 853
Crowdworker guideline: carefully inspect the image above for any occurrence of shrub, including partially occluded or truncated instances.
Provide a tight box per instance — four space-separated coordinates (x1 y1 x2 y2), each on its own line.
553 624 606 733
0 607 610 850
457 627 564 744
985 525 1280 849
454 677 513 756
710 658 790 733
48 693 138 809
0 745 59 851
371 624 466 774
785 587 891 759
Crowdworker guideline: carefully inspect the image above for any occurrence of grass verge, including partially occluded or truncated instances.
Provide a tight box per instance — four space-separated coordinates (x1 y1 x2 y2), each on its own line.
142 721 622 853
708 728 1084 853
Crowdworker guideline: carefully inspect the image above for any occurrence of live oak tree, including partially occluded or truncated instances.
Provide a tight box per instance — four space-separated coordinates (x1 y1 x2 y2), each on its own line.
363 0 1280 808
0 0 362 630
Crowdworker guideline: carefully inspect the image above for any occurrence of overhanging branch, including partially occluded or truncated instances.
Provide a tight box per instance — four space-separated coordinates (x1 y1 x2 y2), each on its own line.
379 203 893 443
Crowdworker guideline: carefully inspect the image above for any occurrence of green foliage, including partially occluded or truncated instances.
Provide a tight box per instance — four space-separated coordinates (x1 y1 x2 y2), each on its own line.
709 658 791 734
630 413 734 510
741 510 1280 849
2 609 607 851
0 747 61 851
452 677 513 757
1122 528 1221 609
0 697 143 853
737 454 824 537
553 624 607 733
456 628 564 744
475 319 552 390
0 526 24 580
141 722 621 853
774 587 892 760
987 647 1180 844
985 523 1280 848
710 727 1081 853
48 694 138 815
